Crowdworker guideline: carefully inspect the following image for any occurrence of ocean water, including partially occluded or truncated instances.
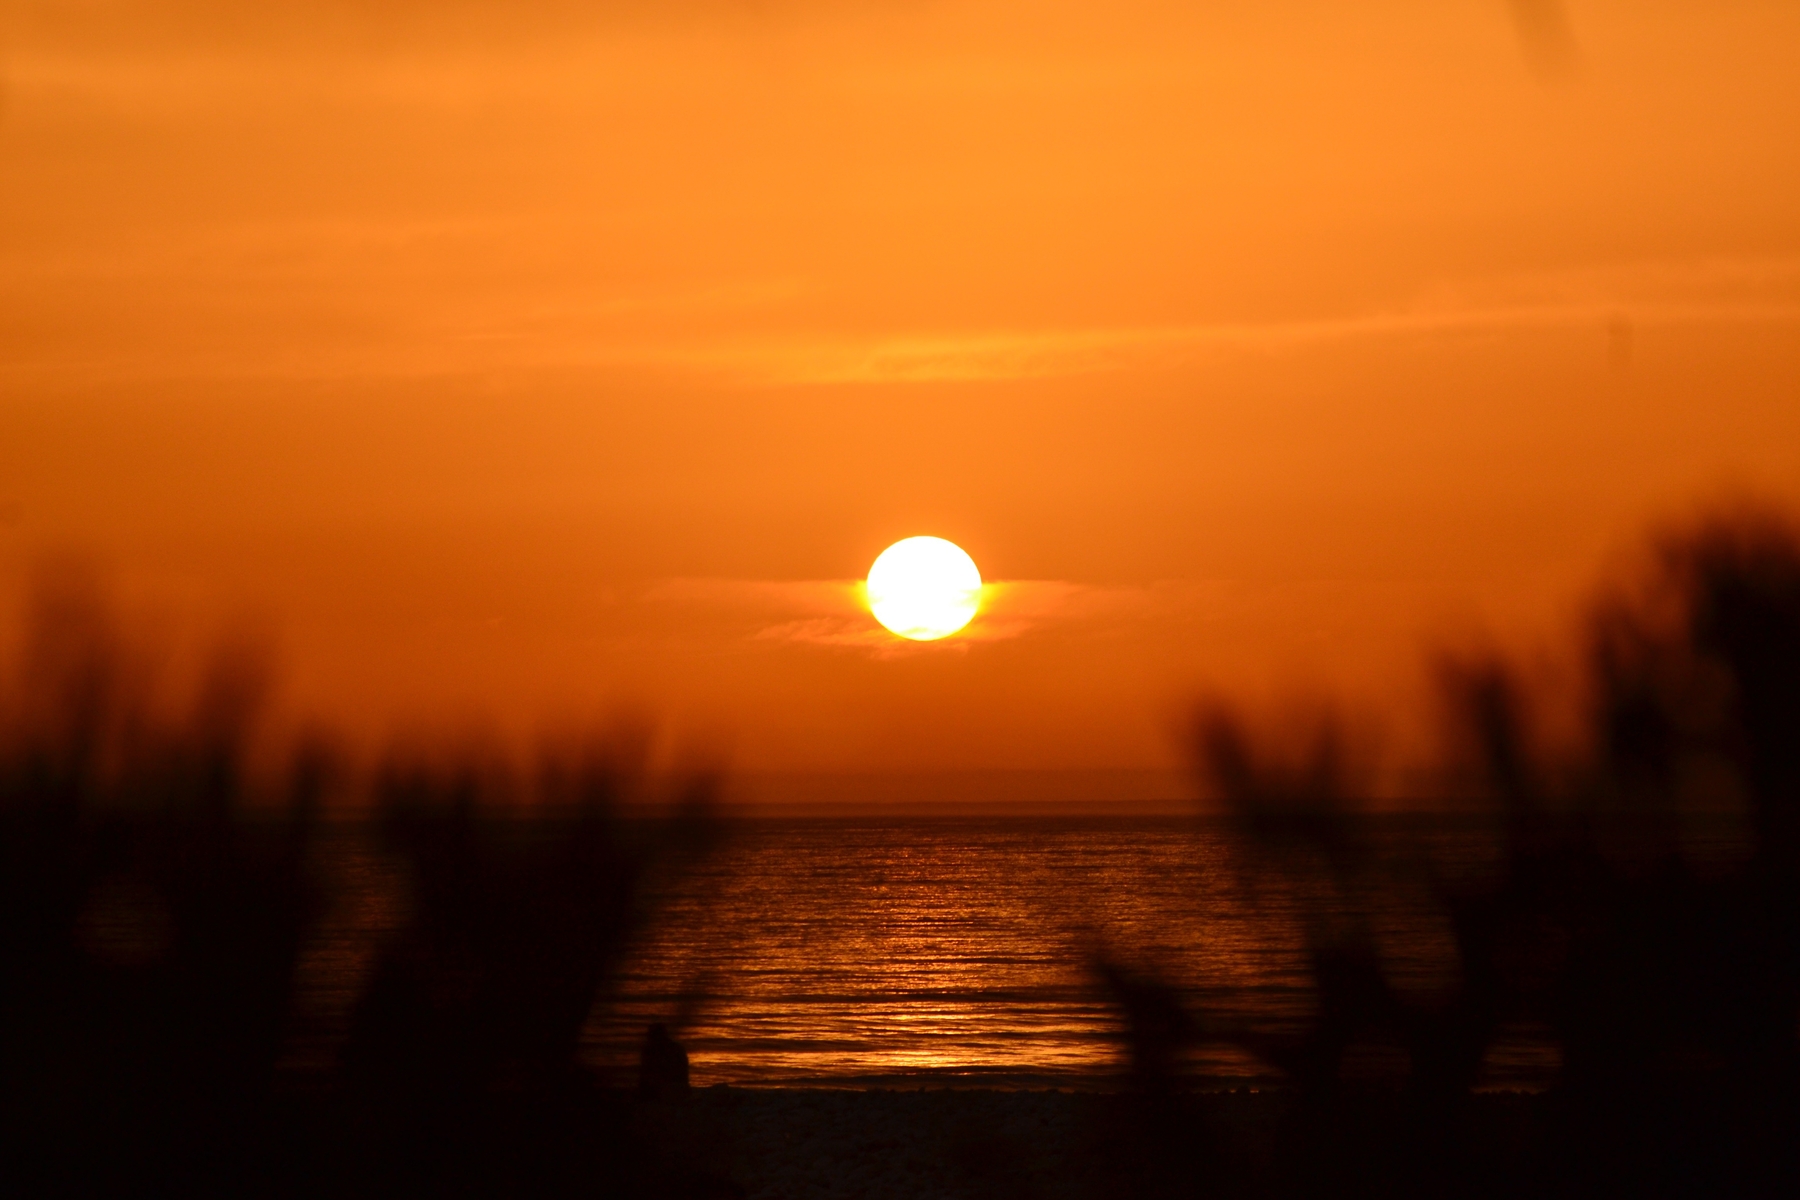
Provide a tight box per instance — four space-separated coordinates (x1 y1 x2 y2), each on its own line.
297 817 1571 1091
595 817 1559 1090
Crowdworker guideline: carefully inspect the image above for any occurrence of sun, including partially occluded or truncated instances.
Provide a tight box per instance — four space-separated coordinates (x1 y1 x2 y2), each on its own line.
867 536 982 641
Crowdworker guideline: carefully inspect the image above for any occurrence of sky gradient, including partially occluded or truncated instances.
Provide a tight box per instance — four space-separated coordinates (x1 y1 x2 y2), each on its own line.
3 1 1798 798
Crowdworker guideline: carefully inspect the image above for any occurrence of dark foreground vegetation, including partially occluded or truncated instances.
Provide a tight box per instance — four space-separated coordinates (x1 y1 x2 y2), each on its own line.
3 507 1799 1198
0 569 723 1197
1096 509 1800 1198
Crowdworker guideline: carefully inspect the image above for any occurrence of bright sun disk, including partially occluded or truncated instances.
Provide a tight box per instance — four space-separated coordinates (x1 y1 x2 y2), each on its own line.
867 536 982 641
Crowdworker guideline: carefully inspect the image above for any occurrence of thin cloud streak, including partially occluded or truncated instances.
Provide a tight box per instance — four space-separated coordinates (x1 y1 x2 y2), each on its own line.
739 298 1800 386
653 577 1229 651
12 275 1794 390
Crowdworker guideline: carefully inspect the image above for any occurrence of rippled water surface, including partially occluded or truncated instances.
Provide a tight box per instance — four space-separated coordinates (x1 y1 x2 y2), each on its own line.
297 817 1571 1090
596 818 1554 1089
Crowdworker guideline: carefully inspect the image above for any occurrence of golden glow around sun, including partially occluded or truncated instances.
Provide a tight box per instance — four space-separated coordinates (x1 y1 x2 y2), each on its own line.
867 536 982 641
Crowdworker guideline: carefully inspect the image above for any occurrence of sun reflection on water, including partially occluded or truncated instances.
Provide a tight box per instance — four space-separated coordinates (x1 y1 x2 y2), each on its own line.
586 818 1524 1089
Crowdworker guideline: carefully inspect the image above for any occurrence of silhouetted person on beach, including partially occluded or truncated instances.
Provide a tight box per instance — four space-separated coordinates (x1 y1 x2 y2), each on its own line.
639 1022 691 1101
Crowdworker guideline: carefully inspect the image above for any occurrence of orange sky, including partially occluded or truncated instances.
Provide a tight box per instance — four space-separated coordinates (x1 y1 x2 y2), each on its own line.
3 2 1798 799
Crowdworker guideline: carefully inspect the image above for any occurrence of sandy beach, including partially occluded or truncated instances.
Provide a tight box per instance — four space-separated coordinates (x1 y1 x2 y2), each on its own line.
629 1086 1547 1200
632 1086 1224 1199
